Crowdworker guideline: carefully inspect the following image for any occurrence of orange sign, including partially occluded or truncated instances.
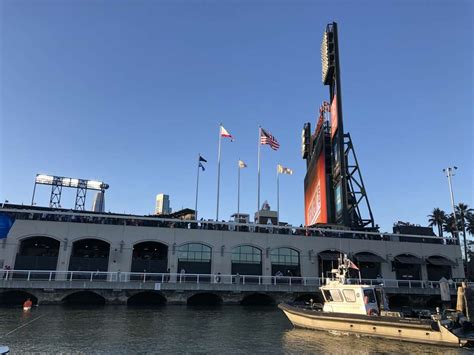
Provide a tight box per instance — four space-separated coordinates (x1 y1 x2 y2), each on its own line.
305 153 327 226
330 95 338 139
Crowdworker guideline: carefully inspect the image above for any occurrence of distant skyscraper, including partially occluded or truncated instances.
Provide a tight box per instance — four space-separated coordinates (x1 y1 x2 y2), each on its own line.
155 194 171 215
92 191 105 212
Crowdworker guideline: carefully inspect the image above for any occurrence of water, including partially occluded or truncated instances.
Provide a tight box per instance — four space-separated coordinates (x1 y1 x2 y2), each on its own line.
0 306 471 354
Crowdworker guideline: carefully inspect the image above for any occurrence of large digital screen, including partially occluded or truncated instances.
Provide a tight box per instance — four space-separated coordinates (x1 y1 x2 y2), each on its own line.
304 152 328 226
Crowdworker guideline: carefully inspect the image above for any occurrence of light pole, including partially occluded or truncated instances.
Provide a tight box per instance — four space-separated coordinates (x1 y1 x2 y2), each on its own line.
443 167 468 275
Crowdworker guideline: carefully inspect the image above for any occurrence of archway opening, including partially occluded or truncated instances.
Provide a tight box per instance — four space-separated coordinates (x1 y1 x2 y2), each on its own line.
14 237 60 277
131 242 168 281
187 293 222 306
178 243 212 282
426 256 454 281
62 291 106 306
318 250 342 278
240 293 275 306
231 246 262 283
271 248 300 284
68 239 110 279
0 291 38 307
392 254 422 284
127 291 167 306
354 252 385 280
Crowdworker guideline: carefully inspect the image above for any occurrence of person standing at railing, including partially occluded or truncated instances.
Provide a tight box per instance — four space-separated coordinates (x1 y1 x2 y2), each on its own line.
180 268 185 283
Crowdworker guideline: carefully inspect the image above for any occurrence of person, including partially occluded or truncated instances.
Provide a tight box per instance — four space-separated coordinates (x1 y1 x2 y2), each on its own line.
275 270 283 277
215 272 221 283
23 298 32 311
180 268 185 282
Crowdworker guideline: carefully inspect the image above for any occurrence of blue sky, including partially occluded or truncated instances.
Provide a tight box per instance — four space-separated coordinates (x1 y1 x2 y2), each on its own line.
0 0 472 232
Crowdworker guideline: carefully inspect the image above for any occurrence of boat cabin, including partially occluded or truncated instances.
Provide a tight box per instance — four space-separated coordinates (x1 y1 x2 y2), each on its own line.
320 283 385 315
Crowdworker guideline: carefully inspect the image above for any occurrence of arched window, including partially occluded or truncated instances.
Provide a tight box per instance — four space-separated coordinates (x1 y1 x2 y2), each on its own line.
131 242 168 280
426 255 454 281
14 236 60 274
354 252 386 279
393 254 423 281
231 246 262 276
177 243 212 275
271 248 300 277
68 239 110 279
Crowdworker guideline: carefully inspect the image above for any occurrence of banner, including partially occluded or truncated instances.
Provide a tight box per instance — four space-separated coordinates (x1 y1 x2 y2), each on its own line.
305 153 328 226
0 213 14 239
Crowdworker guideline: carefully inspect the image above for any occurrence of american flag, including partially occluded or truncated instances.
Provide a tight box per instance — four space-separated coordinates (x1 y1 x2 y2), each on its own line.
260 128 280 150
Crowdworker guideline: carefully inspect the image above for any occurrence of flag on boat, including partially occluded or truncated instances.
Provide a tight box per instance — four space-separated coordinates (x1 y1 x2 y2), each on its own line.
238 160 247 168
277 164 293 175
220 126 234 141
260 128 280 150
347 259 359 271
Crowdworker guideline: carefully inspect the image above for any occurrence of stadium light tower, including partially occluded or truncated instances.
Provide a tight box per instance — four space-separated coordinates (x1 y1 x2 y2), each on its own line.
31 174 109 210
443 166 467 269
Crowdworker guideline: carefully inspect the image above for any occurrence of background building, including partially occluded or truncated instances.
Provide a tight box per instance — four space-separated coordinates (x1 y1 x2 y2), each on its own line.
155 194 171 215
91 191 105 212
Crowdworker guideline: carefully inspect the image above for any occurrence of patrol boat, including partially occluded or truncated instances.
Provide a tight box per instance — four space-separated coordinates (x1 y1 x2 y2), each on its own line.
279 255 474 348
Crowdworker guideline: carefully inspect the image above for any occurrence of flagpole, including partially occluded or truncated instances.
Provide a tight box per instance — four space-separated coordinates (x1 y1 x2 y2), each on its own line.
195 154 201 220
257 126 261 219
216 124 222 221
277 165 280 224
237 159 241 217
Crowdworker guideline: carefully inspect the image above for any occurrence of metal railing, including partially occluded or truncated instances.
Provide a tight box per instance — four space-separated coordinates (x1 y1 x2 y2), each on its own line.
0 207 458 245
1 269 472 290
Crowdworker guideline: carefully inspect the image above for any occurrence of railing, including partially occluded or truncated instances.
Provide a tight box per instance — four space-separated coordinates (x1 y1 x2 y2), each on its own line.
1 269 472 290
0 206 458 245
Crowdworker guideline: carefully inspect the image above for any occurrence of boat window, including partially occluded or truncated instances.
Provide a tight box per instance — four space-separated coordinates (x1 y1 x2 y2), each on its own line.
343 289 356 302
363 289 376 304
329 289 343 302
322 290 333 302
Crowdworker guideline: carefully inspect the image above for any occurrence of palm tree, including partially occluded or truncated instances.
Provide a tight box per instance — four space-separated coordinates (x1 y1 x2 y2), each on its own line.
467 214 474 236
456 203 473 264
443 213 458 238
428 208 446 237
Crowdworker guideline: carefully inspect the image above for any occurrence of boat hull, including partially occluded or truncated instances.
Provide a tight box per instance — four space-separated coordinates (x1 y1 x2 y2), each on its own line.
279 303 473 348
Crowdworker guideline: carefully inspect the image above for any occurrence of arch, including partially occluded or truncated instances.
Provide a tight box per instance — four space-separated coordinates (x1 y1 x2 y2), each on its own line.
187 292 222 306
14 236 60 275
127 291 167 306
240 293 275 306
353 252 386 279
426 255 454 281
231 245 262 278
0 290 38 306
62 291 106 306
131 241 168 280
392 253 423 281
177 243 212 276
68 239 110 279
270 247 300 277
318 249 344 278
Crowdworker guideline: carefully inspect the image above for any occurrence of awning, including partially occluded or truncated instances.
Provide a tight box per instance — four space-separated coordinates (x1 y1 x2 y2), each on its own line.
318 252 340 261
354 253 386 263
394 255 423 264
426 256 456 266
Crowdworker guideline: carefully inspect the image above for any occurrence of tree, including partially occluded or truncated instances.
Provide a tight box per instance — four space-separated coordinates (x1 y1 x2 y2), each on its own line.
428 208 446 237
467 214 474 235
443 213 457 237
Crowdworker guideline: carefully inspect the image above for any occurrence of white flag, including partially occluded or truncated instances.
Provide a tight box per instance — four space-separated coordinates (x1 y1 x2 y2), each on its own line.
277 164 293 175
220 126 234 141
238 160 247 168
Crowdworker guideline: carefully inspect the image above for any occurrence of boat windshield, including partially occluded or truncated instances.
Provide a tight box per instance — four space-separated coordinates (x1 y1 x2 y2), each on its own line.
363 289 376 304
